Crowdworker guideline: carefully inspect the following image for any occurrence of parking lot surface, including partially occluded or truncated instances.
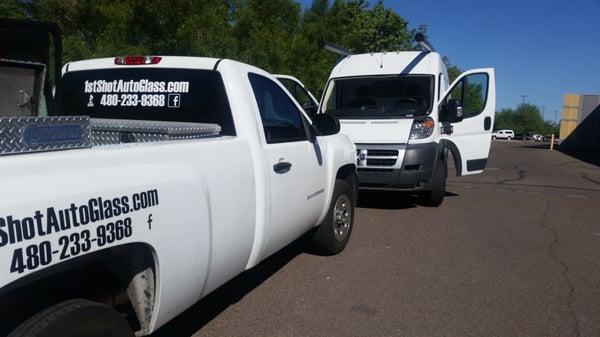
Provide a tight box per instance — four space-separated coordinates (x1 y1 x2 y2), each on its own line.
153 141 600 337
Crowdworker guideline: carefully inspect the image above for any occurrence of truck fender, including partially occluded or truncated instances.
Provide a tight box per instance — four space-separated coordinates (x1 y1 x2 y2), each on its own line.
336 164 358 205
315 135 357 226
0 242 158 335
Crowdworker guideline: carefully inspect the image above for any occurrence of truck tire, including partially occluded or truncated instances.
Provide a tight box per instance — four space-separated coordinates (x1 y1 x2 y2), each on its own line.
418 151 447 207
9 299 134 337
311 179 355 255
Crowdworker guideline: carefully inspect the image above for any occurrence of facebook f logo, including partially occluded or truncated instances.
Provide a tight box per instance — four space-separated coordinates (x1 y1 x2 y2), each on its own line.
168 94 181 108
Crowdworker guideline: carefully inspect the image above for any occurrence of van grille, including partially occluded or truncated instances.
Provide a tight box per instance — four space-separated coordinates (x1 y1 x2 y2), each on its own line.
366 158 397 166
365 149 398 157
356 148 399 167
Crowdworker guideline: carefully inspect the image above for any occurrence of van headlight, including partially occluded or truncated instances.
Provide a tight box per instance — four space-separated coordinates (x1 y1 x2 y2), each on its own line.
409 117 435 140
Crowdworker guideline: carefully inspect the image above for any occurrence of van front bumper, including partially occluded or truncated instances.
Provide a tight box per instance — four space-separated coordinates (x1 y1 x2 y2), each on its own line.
356 142 439 191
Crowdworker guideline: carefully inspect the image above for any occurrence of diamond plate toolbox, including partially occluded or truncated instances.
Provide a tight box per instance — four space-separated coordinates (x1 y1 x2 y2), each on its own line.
0 116 91 156
90 119 221 145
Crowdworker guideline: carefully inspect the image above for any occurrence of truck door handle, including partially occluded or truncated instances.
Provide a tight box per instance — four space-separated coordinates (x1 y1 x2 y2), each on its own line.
484 117 492 131
273 161 292 174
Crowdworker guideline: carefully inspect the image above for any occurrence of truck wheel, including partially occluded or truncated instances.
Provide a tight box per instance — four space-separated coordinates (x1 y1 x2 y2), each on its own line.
311 179 355 255
418 151 447 207
9 299 134 337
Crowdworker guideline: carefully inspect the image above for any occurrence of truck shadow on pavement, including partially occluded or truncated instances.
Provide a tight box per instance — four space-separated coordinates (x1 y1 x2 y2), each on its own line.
357 191 458 210
151 190 459 336
150 238 307 337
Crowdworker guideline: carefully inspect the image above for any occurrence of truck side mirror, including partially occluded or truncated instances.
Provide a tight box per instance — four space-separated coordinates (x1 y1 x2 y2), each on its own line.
312 114 340 136
446 99 464 123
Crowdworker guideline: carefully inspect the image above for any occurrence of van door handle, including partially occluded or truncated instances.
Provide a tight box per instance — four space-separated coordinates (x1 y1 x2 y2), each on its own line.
273 162 292 174
484 117 492 131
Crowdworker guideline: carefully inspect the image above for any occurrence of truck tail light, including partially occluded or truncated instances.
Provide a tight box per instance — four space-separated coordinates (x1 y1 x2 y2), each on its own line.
409 117 435 140
114 56 162 65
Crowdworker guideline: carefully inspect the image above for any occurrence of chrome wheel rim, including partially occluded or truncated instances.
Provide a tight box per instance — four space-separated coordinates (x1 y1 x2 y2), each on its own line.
333 194 352 241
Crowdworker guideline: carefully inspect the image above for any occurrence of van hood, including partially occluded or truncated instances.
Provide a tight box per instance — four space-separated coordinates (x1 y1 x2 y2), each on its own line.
339 119 413 144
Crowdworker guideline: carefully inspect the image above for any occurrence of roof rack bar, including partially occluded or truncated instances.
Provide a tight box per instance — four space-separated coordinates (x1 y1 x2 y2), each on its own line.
414 33 435 52
318 38 351 57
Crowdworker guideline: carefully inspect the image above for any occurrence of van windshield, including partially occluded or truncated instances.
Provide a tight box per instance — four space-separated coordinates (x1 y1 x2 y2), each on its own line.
60 68 235 135
322 75 433 118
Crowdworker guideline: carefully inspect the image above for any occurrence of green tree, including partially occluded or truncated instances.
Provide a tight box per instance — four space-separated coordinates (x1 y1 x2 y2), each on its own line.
0 0 28 18
443 56 461 83
232 0 301 72
494 103 557 135
1 0 439 97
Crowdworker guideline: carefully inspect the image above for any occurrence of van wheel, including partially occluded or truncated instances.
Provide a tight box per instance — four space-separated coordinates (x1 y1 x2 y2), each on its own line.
507 136 512 141
9 299 134 337
418 151 447 207
311 179 355 255
492 135 496 140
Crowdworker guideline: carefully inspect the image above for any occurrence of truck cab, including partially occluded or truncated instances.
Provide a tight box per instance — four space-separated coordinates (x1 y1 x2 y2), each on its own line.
319 38 495 206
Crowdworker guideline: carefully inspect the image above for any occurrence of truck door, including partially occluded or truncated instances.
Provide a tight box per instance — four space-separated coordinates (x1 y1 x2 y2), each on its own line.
439 68 495 176
248 73 327 255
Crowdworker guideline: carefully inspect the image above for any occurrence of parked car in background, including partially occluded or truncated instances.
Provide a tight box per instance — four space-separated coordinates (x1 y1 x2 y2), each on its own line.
275 74 319 117
525 132 543 141
492 129 514 140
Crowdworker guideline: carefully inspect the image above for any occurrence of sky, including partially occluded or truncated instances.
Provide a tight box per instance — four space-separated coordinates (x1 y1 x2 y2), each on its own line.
300 0 600 122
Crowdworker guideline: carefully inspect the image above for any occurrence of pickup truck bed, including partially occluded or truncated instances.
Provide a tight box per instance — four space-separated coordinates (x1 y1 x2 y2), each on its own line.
1 118 255 329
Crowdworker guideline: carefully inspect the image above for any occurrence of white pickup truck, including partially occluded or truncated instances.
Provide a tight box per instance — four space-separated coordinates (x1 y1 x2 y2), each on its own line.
0 56 357 336
319 35 495 206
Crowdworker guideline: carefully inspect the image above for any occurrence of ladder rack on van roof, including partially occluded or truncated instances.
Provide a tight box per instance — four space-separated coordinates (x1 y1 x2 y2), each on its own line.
319 33 437 57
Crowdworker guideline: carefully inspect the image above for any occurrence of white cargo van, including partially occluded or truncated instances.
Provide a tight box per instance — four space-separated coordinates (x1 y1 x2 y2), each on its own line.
319 34 496 206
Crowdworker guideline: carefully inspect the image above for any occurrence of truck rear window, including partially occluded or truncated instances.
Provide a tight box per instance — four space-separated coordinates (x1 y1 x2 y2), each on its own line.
60 68 235 135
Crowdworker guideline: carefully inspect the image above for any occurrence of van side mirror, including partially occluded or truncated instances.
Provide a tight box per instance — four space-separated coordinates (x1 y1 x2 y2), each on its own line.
312 114 340 136
446 99 464 123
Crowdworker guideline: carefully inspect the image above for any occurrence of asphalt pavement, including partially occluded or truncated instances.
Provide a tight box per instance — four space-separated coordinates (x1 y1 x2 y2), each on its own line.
153 140 600 337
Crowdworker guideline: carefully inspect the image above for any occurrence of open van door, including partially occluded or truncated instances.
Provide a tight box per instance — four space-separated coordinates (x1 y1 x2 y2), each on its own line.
439 68 495 176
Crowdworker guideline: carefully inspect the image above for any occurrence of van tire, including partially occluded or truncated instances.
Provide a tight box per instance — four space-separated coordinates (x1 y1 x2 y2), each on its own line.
507 136 511 141
418 151 447 207
9 299 134 337
311 179 354 255
492 135 496 140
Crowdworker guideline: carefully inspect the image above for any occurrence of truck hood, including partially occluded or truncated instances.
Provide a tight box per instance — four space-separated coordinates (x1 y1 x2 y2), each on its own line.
339 119 413 144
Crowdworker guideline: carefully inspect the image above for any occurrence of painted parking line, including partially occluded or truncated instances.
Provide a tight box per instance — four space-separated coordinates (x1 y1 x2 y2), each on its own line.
566 195 589 199
448 183 600 201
